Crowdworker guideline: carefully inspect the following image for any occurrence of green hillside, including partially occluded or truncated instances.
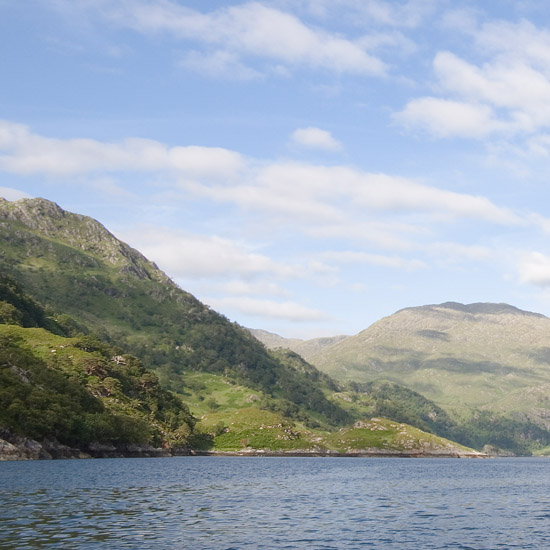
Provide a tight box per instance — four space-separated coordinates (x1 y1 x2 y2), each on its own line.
0 197 346 428
0 273 196 457
0 268 479 458
0 197 515 456
308 302 550 450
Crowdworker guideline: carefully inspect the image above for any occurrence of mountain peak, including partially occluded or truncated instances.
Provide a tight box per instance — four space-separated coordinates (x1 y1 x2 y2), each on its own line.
398 301 545 319
420 302 544 317
0 196 172 285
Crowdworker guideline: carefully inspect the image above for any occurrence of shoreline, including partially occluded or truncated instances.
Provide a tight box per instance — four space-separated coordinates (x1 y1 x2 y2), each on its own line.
191 450 488 459
0 434 488 460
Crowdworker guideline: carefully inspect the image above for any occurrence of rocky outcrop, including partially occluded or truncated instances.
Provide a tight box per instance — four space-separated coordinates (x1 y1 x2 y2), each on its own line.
0 432 87 460
0 430 193 461
481 444 516 457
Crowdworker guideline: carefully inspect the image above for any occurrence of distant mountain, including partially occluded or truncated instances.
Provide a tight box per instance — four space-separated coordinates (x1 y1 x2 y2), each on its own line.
310 302 550 424
248 328 347 360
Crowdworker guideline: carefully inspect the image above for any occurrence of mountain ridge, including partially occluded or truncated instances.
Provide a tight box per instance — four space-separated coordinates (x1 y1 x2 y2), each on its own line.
0 197 351 429
1 196 545 456
309 301 550 422
396 301 546 319
247 327 347 360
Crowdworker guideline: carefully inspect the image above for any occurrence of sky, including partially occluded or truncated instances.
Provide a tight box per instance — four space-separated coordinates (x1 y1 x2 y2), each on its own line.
3 0 550 339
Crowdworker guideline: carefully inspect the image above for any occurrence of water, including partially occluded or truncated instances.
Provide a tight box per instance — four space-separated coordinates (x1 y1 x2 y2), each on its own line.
1 457 550 549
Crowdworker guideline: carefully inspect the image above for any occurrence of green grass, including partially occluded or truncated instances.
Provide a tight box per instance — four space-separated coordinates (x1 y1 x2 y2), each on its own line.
199 407 320 451
180 372 263 417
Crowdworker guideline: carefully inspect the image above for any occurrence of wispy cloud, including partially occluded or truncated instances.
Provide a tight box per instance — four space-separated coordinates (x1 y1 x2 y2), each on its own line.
394 19 550 146
321 250 427 270
179 50 262 80
297 0 437 29
186 161 522 227
290 127 342 151
205 296 330 322
518 252 550 288
3 119 548 327
121 225 299 281
0 120 244 178
0 186 33 201
89 0 387 77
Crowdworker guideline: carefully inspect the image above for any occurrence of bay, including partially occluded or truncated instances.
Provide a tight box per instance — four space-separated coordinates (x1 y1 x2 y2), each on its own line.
1 457 550 549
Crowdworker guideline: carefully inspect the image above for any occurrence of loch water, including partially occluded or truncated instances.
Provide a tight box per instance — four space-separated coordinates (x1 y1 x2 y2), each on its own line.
1 456 550 549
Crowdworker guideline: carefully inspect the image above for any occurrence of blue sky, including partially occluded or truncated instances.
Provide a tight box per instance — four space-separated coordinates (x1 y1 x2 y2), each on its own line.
3 0 550 338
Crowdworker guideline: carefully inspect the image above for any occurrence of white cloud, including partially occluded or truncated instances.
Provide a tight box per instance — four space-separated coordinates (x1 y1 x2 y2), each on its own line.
427 242 493 263
2 120 542 292
395 20 550 143
439 8 480 33
0 121 244 178
186 161 521 227
0 187 32 201
321 250 426 270
206 296 330 322
100 1 387 76
394 97 499 139
297 0 436 29
122 225 299 281
433 51 550 133
527 134 550 157
475 20 550 68
290 127 342 151
204 280 290 298
180 50 262 80
518 252 550 287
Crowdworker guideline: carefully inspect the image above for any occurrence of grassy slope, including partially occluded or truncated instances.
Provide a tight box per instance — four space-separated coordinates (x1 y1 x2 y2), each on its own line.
198 409 476 455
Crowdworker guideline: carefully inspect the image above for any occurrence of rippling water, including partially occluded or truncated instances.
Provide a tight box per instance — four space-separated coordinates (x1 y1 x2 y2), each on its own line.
1 457 550 549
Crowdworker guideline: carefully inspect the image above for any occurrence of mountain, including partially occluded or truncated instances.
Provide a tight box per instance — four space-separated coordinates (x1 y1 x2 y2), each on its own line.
310 302 550 428
247 328 347 359
0 197 347 428
0 199 482 458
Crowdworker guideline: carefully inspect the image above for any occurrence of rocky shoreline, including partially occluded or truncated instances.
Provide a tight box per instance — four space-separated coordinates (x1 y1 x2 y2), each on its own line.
0 432 487 460
0 431 193 461
192 449 488 458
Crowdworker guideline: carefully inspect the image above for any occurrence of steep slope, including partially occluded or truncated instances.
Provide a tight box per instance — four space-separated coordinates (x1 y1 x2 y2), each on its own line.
311 302 550 417
0 197 347 427
248 327 347 360
0 273 196 458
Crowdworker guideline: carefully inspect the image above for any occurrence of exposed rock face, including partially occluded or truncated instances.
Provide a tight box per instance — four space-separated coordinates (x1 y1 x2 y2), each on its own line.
0 430 193 460
0 197 172 284
0 432 77 460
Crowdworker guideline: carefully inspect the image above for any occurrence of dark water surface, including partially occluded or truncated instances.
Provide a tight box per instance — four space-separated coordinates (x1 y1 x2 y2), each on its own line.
1 456 550 549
